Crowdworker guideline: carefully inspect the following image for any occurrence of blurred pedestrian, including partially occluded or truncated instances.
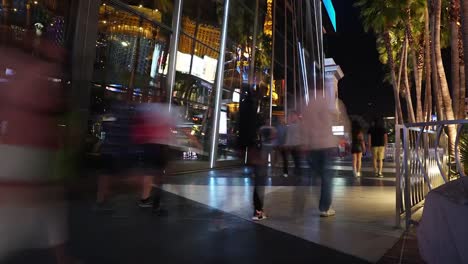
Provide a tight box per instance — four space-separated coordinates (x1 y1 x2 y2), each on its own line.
132 102 177 215
368 117 388 177
351 121 366 177
273 116 288 177
238 87 268 221
283 111 302 177
300 94 338 217
95 98 134 211
0 33 70 263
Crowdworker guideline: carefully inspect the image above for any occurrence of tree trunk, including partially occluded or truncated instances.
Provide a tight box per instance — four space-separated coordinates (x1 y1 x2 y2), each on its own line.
431 0 444 120
434 0 457 154
413 47 424 122
424 5 433 122
451 0 461 119
462 0 468 107
460 63 466 118
406 4 424 122
384 30 404 124
403 35 416 123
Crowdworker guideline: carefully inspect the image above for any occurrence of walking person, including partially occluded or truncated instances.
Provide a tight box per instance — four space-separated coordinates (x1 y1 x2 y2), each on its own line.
284 111 302 177
274 117 288 177
238 87 268 221
368 117 388 177
95 98 134 211
301 93 339 217
132 102 176 215
351 121 366 177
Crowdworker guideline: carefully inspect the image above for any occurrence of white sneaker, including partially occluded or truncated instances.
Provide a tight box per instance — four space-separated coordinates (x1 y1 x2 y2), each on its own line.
320 208 336 217
378 172 384 178
252 210 267 221
283 173 289 178
356 172 361 177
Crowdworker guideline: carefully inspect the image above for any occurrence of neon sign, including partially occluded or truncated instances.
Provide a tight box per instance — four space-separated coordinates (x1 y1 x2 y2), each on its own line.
323 0 336 31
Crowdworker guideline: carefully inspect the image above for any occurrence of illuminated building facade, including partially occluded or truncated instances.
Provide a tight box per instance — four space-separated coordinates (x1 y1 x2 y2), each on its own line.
0 0 337 170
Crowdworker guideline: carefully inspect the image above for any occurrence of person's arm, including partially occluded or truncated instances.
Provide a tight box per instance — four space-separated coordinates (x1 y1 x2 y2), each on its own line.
368 133 372 150
359 132 366 153
384 133 388 148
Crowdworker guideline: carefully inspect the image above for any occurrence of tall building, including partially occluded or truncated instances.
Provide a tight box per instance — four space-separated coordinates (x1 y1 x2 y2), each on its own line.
0 0 338 170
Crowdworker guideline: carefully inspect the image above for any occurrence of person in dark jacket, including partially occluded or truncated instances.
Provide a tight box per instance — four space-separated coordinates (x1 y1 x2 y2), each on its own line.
238 86 268 221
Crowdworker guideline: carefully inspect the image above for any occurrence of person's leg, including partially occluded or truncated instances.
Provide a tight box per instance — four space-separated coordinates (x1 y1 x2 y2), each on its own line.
251 146 267 220
141 175 153 200
352 153 357 175
281 148 289 175
372 147 378 175
252 164 266 217
291 148 302 175
378 147 385 175
152 170 163 211
357 152 363 174
318 149 333 212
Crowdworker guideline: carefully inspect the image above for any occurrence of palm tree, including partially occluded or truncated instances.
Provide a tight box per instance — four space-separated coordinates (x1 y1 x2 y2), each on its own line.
461 0 468 115
459 33 466 119
450 0 461 119
355 0 404 123
402 34 416 123
432 0 457 153
406 0 425 122
424 5 433 121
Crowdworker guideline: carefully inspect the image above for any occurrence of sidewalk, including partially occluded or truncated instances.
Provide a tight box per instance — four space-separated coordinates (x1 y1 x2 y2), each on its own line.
5 191 369 264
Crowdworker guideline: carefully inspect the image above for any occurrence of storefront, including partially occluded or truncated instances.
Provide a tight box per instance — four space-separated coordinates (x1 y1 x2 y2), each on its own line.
1 0 330 170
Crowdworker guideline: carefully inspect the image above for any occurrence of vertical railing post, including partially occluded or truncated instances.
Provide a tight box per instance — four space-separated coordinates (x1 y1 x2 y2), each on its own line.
403 126 412 229
395 125 402 228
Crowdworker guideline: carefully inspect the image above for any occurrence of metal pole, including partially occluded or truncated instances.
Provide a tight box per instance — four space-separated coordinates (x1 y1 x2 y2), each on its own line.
292 0 297 111
403 126 412 230
166 0 183 111
284 0 288 122
209 0 231 168
249 0 259 89
319 0 325 98
269 0 277 126
395 125 402 228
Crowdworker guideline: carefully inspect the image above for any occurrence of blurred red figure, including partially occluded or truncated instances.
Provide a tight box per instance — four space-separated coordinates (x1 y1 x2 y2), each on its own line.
0 35 69 262
132 103 178 214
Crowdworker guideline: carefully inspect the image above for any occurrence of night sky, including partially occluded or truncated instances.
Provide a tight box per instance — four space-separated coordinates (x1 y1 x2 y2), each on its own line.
325 0 395 119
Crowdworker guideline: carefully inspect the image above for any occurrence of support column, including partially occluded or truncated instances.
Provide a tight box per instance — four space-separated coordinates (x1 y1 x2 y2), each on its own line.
209 0 231 168
269 0 276 126
166 0 183 110
70 0 100 136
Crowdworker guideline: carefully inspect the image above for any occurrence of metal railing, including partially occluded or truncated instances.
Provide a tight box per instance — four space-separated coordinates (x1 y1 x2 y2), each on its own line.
395 120 468 229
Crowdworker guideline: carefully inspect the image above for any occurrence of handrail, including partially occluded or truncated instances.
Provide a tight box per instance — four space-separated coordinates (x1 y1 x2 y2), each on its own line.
396 119 467 229
405 119 468 127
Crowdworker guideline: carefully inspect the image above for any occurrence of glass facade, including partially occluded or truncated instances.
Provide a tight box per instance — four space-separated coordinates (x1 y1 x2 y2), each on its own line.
1 0 327 169
0 0 73 53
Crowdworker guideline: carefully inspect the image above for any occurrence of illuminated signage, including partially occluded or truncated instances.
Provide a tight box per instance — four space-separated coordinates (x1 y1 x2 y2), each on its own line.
323 0 336 31
332 125 344 136
219 111 227 134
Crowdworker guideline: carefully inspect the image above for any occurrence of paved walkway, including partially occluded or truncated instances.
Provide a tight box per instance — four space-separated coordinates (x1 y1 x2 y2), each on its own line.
4 161 405 264
163 166 402 263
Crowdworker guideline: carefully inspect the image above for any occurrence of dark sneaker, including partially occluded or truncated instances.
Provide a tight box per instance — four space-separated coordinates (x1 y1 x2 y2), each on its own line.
138 198 153 208
252 210 267 221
